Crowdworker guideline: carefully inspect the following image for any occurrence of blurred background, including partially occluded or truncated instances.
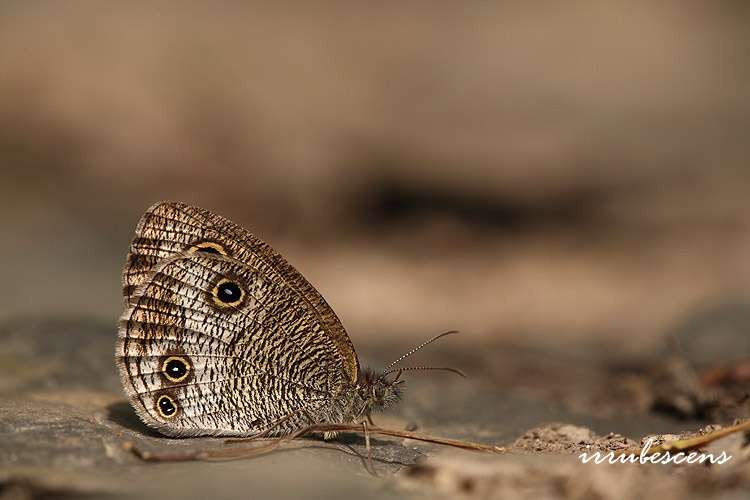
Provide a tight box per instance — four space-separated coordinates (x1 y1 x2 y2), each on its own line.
3 3 750 498
2 1 750 358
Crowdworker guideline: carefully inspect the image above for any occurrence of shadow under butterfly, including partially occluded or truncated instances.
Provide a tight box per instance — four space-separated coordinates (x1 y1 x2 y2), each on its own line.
116 202 502 471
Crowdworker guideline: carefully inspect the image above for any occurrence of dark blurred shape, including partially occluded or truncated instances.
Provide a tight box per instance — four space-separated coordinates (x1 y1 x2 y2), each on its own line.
364 176 614 233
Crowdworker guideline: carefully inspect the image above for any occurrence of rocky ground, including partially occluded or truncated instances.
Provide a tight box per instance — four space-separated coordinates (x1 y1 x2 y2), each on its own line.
2 313 748 500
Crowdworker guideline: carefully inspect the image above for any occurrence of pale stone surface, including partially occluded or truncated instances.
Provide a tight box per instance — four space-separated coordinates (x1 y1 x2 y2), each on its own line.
2 317 748 499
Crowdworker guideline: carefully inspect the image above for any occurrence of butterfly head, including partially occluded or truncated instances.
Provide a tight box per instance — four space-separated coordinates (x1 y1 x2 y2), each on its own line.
356 368 404 416
354 330 466 420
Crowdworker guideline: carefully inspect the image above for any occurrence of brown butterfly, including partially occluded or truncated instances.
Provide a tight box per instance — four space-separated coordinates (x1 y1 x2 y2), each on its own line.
117 201 465 442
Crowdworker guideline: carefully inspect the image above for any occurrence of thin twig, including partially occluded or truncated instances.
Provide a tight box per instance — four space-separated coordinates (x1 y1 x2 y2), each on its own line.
123 423 503 463
615 419 750 457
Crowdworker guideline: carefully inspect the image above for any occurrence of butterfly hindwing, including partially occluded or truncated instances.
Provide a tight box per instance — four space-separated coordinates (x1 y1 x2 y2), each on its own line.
117 249 348 436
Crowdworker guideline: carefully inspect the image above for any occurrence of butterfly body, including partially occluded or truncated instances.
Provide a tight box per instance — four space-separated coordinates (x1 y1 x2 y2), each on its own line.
117 202 401 437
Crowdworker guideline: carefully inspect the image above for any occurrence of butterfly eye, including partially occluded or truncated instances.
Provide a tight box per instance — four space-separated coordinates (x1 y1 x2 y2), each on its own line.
161 356 191 383
156 394 178 419
189 241 228 256
212 278 245 308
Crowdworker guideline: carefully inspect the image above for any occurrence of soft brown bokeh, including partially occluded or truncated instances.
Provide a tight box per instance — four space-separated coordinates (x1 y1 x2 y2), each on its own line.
2 3 750 499
2 2 749 356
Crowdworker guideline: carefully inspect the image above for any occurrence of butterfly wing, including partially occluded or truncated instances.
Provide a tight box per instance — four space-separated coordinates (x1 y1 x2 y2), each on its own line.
117 251 351 436
121 201 358 383
117 201 360 436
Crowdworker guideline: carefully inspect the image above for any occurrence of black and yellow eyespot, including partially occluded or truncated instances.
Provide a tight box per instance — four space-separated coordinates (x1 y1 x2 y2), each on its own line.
156 394 178 419
188 241 228 256
211 278 245 308
161 356 191 383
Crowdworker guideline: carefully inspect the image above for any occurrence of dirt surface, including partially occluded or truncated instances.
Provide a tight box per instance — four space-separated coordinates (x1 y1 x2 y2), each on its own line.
1 316 748 500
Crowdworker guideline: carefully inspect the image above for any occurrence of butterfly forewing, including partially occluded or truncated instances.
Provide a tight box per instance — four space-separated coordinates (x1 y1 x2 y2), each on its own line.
122 201 358 383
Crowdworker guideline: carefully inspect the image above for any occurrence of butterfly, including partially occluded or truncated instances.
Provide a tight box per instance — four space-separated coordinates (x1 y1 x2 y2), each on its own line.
116 201 463 440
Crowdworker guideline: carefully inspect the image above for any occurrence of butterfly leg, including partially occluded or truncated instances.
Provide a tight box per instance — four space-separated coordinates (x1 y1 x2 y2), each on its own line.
297 407 337 440
322 431 338 440
362 420 377 476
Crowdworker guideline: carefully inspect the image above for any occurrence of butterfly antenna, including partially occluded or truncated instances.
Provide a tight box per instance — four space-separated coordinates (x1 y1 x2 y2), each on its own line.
383 330 459 371
383 366 466 378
